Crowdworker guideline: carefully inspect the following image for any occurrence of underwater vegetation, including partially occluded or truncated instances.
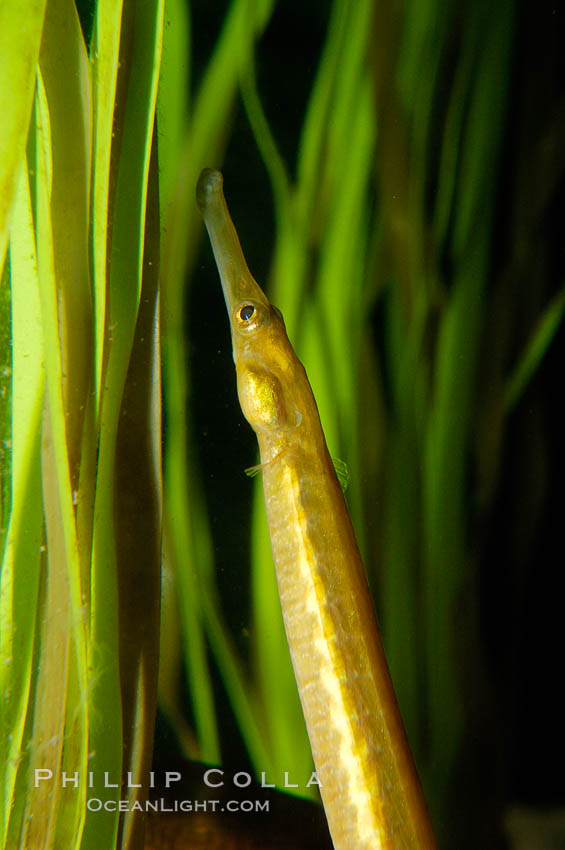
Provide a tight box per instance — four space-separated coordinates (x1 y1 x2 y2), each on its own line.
1 0 564 848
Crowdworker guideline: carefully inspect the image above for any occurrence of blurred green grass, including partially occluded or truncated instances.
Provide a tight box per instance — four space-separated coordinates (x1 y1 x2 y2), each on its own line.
161 1 564 847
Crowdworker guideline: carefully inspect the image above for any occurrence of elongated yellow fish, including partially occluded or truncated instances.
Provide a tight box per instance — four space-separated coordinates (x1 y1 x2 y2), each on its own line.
196 169 437 850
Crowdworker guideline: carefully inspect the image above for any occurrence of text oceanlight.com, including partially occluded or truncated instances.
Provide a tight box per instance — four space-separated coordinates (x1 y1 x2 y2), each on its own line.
33 767 320 815
86 798 270 813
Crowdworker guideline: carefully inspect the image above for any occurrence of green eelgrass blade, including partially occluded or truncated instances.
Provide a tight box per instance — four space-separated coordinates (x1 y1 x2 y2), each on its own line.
162 469 221 763
504 286 565 413
160 0 276 766
156 0 209 766
0 166 44 848
0 0 48 271
162 0 276 294
86 15 125 831
313 75 374 535
0 260 10 545
38 0 94 589
1 0 93 841
2 0 164 846
157 0 190 221
431 14 481 253
114 141 162 850
238 31 294 290
200 575 274 775
397 0 452 248
294 0 348 239
19 70 89 850
91 0 123 414
378 277 430 755
422 0 514 818
84 0 165 846
158 0 220 764
422 252 483 798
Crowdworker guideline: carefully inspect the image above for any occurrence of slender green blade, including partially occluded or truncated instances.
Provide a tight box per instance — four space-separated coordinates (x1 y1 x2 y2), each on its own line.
85 0 165 845
504 286 565 412
0 165 44 848
161 0 276 768
20 68 89 850
0 0 48 270
91 0 123 411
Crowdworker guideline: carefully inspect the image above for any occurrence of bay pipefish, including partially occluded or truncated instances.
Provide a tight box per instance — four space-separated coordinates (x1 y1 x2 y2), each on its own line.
196 169 437 850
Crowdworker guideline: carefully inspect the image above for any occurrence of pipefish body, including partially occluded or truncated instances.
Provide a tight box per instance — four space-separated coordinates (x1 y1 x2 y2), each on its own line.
196 169 437 850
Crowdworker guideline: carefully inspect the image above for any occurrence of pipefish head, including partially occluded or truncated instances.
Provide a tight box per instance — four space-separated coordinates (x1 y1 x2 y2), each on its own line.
197 169 300 434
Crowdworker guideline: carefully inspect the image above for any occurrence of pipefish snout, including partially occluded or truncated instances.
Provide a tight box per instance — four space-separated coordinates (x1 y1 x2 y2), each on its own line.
197 168 438 850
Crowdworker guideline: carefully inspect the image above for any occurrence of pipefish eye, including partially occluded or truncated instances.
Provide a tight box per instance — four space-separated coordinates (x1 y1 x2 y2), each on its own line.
239 304 255 322
235 301 266 332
